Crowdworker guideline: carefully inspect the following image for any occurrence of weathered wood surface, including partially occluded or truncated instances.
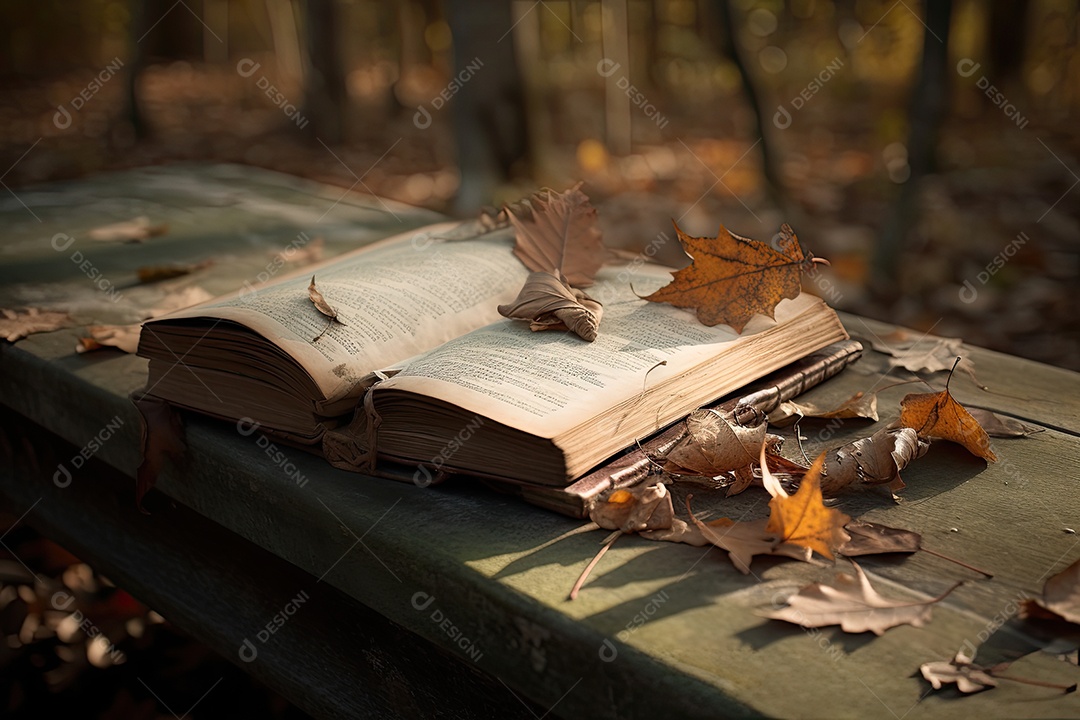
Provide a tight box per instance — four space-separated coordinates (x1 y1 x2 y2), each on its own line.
2 166 1080 719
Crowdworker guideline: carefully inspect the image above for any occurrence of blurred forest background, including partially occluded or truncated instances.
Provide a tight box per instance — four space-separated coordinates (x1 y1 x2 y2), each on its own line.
0 1 1078 715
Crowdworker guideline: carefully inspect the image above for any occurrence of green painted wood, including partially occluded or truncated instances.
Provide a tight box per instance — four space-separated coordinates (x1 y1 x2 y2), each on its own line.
2 166 1080 718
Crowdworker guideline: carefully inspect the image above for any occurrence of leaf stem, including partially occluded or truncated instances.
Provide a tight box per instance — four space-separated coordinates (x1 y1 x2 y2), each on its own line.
569 530 622 600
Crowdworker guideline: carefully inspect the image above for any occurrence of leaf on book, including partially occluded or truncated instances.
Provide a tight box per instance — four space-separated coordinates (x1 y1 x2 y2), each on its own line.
898 379 997 462
309 275 346 342
869 330 985 389
0 308 73 342
768 390 879 424
663 406 766 484
589 483 674 533
1021 557 1080 626
921 651 999 693
644 222 821 332
77 286 214 354
760 561 961 635
87 215 168 243
137 259 213 284
820 427 928 496
505 184 606 287
968 407 1043 438
765 452 851 559
497 271 603 341
839 521 922 556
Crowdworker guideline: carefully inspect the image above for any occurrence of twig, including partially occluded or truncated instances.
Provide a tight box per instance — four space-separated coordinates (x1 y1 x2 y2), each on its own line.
569 530 622 600
920 546 994 578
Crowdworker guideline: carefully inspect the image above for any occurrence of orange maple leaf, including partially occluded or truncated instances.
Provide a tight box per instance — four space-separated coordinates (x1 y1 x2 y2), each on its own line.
765 453 851 559
644 222 820 332
898 376 997 463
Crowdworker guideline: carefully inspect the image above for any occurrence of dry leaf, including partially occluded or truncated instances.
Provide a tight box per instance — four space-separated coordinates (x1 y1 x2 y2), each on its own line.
1021 557 1080 626
769 390 879 424
899 385 997 462
137 260 213 284
640 517 709 546
869 330 985 388
77 286 214 354
820 427 929 496
88 216 168 243
684 500 783 575
921 651 999 693
309 275 346 341
498 271 603 341
759 561 960 635
589 483 673 532
765 453 851 559
968 408 1043 438
839 521 922 556
664 406 767 480
505 184 605 287
134 392 186 510
644 222 820 332
0 308 73 342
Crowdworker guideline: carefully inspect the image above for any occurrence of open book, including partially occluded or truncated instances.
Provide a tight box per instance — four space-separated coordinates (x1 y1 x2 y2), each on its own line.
138 221 848 487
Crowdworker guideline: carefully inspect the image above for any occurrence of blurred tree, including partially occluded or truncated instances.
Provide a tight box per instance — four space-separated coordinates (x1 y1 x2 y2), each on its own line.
987 0 1030 84
300 0 346 143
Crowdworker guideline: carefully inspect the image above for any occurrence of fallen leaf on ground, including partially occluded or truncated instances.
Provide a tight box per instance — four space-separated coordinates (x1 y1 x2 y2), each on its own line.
765 453 851 559
1021 557 1080 625
137 259 213 284
899 380 997 462
309 275 346 341
498 271 603 341
640 517 709 546
644 222 822 332
663 406 767 491
505 184 605 287
759 561 961 635
589 483 673 533
0 308 73 342
968 408 1043 438
684 499 786 574
820 427 929 496
77 286 214 354
921 651 999 693
769 390 879 424
88 216 168 243
869 330 985 388
839 521 922 556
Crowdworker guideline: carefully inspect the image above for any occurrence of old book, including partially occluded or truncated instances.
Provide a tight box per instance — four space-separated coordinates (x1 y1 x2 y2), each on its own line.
138 220 849 487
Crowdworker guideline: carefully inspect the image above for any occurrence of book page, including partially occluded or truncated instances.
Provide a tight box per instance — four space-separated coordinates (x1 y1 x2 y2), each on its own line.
157 223 529 401
376 263 822 438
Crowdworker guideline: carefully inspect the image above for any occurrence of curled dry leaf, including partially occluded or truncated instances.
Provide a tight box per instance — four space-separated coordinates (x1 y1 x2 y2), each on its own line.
588 483 673 533
768 390 879 424
0 308 73 342
765 452 851 560
1021 557 1080 626
663 406 767 492
819 427 929 496
644 222 821 332
498 271 603 342
759 561 961 635
309 275 346 342
505 184 606 287
921 651 999 693
899 384 997 462
88 215 168 243
839 521 922 557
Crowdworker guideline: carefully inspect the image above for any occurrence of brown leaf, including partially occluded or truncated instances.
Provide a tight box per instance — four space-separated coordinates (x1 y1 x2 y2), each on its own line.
820 427 929 496
769 390 879 424
589 483 674 533
137 259 213 284
684 500 781 575
1021 557 1080 626
88 216 168 243
0 308 73 342
921 651 999 693
968 408 1043 438
134 393 186 510
765 453 851 559
899 386 997 462
497 271 603 341
309 275 346 341
663 406 767 477
640 517 709 546
839 521 922 556
870 330 985 388
644 222 819 332
505 184 605 287
759 561 960 635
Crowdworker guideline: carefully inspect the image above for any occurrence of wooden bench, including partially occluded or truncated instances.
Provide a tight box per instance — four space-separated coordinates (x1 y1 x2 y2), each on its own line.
2 165 1078 718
